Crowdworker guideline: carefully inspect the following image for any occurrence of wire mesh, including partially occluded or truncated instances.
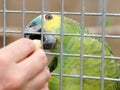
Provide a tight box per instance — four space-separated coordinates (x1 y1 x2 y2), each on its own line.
80 0 85 89
0 0 120 90
3 0 6 47
101 0 106 89
60 0 64 90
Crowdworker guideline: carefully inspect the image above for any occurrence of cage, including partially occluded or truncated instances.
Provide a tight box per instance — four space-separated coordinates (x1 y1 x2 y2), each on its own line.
0 0 120 90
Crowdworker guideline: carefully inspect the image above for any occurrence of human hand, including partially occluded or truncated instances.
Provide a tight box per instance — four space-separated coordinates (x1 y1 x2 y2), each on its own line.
0 38 50 90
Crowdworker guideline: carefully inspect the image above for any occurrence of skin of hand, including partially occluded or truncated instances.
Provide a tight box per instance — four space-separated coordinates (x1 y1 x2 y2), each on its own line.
0 38 51 90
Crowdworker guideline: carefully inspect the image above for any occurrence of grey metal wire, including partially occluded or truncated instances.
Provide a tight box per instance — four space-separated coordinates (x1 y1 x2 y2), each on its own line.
60 0 64 90
3 0 7 47
41 0 45 49
98 0 108 27
80 0 85 89
0 1 120 90
1 10 120 17
1 30 120 39
45 52 120 60
101 0 107 89
51 73 120 82
21 0 25 37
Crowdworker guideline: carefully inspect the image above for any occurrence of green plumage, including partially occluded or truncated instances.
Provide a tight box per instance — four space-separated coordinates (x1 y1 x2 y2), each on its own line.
26 14 120 90
48 16 119 90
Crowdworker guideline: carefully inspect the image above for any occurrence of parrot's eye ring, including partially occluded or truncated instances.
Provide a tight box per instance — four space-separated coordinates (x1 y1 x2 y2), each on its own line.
45 14 53 20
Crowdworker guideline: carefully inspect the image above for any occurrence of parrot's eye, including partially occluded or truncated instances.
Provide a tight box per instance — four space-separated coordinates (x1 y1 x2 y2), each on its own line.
45 14 53 20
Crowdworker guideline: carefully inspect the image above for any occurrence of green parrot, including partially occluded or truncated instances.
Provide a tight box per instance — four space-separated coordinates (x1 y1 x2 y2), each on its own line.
24 14 120 90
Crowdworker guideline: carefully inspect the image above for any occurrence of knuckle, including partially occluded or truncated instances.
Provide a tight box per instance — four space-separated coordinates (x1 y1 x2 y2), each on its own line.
41 56 48 67
42 56 48 65
45 69 51 79
39 50 48 65
20 38 36 51
36 49 48 66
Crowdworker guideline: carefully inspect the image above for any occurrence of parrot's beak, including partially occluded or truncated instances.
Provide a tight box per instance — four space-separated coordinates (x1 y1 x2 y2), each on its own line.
24 24 56 49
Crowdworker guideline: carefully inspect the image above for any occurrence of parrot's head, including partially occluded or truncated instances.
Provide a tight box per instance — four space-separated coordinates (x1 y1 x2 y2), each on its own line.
24 14 61 49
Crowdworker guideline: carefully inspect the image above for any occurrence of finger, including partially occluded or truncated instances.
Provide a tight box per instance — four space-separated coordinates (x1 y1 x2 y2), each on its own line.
28 69 50 88
17 49 48 82
0 38 36 63
21 69 50 90
40 83 49 90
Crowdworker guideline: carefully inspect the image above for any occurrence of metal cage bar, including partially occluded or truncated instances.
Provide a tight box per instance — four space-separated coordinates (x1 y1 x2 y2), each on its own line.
3 0 7 47
80 0 85 89
1 30 120 39
59 0 64 90
0 0 120 90
41 0 45 49
101 0 107 89
21 0 25 37
1 10 120 17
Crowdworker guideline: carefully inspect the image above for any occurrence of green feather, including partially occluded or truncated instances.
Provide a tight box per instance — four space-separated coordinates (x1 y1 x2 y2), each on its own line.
48 16 119 90
27 14 120 90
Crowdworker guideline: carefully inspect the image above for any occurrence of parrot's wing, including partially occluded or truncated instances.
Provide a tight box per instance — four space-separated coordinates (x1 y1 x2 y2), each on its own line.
48 56 58 72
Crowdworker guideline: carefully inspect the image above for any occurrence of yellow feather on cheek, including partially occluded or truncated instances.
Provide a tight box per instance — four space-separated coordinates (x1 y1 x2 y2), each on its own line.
44 15 61 33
